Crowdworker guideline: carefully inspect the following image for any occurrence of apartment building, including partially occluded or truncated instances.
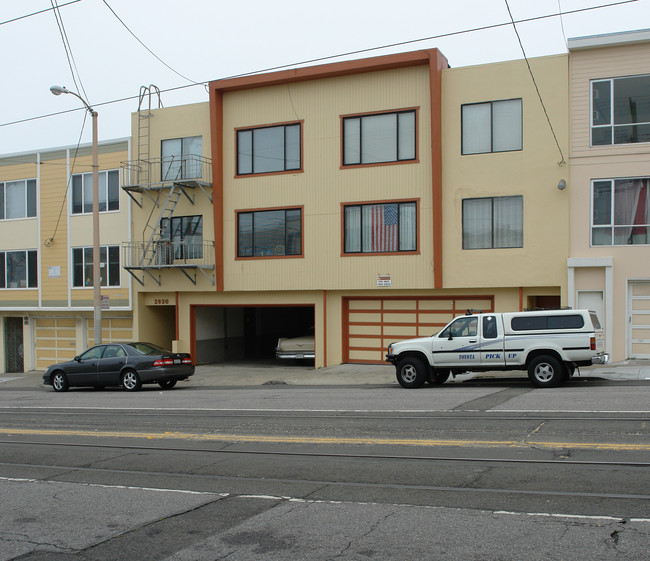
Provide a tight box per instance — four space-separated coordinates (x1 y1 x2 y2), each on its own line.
0 140 133 374
567 29 650 361
122 47 569 368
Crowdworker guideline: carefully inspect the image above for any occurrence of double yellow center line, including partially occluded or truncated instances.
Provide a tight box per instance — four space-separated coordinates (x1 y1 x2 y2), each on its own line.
1 427 649 452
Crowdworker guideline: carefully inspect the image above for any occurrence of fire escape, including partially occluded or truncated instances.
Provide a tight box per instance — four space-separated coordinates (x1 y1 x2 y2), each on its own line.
121 85 214 286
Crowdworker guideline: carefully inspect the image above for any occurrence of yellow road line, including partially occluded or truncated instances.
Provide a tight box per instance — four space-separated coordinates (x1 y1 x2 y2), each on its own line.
1 427 649 452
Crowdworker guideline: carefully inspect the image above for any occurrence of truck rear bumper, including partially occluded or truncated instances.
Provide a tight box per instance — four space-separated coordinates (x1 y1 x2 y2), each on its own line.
592 353 610 365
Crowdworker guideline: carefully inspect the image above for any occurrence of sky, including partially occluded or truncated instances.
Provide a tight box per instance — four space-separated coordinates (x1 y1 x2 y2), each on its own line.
1 0 649 155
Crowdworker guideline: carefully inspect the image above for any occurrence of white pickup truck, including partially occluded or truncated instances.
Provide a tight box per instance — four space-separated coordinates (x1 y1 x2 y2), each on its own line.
386 309 609 388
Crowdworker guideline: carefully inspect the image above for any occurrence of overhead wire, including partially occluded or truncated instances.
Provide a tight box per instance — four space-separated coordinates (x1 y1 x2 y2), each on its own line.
0 0 640 130
504 0 566 165
47 112 89 245
50 0 89 102
100 0 201 86
0 0 82 27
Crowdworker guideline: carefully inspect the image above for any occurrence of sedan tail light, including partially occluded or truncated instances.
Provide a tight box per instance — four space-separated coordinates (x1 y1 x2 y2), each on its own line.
182 357 192 364
153 358 174 366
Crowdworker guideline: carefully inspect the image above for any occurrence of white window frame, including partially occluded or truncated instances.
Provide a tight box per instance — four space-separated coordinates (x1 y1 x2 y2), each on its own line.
590 75 650 147
71 169 119 215
71 245 121 288
590 177 650 246
0 250 38 289
0 179 37 220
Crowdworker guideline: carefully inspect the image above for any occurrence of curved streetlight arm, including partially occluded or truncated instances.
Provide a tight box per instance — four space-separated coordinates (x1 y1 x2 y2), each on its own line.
49 85 95 114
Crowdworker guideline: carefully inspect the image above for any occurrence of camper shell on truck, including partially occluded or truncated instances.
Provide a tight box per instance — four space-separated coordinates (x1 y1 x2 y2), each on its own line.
386 309 608 388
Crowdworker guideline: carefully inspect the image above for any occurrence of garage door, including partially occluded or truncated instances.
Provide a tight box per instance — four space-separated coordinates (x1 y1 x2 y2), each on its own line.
34 318 77 370
629 282 650 358
343 295 494 363
86 317 133 346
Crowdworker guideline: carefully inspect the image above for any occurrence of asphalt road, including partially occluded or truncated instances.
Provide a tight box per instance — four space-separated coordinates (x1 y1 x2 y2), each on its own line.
0 369 649 560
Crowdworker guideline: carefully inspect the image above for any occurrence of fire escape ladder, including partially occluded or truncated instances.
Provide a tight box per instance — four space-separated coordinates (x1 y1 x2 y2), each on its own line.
140 185 182 266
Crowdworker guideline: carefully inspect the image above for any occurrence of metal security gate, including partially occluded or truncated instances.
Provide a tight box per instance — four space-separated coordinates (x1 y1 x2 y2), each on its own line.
629 281 650 359
4 317 24 373
343 295 494 363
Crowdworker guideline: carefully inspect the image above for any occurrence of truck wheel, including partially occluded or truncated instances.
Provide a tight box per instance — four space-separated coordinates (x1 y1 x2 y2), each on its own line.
396 357 427 389
428 369 450 385
528 356 563 388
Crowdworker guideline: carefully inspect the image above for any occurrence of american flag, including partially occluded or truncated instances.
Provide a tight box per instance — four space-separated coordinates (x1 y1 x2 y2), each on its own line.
371 204 398 252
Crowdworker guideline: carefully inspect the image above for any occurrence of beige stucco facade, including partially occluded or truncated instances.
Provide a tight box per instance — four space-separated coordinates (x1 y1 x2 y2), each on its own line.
0 140 133 373
442 55 569 301
568 31 650 360
120 48 571 369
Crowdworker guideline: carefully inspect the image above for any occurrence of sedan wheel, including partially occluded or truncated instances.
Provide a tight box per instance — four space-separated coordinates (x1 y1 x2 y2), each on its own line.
121 370 142 392
158 380 177 390
52 371 69 392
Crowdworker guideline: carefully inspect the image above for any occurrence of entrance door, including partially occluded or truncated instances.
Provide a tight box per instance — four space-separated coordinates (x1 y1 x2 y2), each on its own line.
628 282 650 359
4 317 23 373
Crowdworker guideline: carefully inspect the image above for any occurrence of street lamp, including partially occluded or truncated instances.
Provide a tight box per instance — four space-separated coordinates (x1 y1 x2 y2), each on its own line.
50 85 102 345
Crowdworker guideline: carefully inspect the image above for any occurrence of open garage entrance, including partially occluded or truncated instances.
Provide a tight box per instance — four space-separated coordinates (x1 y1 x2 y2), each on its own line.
193 305 314 364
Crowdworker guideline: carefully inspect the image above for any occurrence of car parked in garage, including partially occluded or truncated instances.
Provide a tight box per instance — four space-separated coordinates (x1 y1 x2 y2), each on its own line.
42 342 194 392
275 327 315 360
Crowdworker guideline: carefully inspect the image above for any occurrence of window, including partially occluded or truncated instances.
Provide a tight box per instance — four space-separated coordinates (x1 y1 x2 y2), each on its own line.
440 316 478 338
591 178 650 245
237 208 302 257
342 110 416 165
237 124 301 175
591 75 650 146
159 215 203 259
72 246 120 287
0 179 37 220
71 170 119 214
0 250 37 288
343 201 417 254
462 196 523 249
462 99 523 154
511 314 584 331
161 136 202 180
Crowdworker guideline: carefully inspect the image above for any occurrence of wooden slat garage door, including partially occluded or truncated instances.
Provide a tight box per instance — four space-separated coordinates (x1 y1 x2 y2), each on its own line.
629 282 650 358
86 317 133 345
343 295 494 363
34 318 77 370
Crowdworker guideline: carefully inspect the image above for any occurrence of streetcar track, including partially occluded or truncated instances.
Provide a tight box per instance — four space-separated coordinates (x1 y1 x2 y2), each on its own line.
0 409 648 422
0 458 648 502
2 439 649 467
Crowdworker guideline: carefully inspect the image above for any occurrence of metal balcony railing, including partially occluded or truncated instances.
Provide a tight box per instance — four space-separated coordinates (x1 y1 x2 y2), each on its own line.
123 240 215 269
121 155 212 190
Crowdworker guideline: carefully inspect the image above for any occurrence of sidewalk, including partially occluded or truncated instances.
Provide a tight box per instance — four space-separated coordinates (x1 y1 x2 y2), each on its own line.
1 360 649 388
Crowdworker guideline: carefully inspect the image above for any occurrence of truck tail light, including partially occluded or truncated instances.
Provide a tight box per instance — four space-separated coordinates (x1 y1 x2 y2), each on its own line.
590 336 596 351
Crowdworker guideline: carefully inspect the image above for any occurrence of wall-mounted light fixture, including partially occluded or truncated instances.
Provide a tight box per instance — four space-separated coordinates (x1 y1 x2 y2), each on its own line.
558 179 567 190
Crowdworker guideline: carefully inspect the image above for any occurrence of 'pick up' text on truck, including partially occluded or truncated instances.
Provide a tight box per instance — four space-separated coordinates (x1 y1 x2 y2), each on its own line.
386 309 609 388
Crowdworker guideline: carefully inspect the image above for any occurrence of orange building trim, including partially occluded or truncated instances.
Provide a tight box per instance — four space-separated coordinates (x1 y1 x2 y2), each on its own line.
209 48 448 292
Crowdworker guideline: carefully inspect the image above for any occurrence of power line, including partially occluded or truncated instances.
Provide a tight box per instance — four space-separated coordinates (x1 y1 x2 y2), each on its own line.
0 0 82 27
100 0 200 85
504 0 566 165
50 0 89 101
0 0 639 130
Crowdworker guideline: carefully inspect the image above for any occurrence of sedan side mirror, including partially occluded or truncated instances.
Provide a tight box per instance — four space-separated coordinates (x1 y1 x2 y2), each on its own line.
74 355 81 362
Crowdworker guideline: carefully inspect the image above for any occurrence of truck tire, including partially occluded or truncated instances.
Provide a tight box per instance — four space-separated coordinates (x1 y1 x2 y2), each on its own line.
396 357 427 389
528 355 563 388
428 369 450 385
